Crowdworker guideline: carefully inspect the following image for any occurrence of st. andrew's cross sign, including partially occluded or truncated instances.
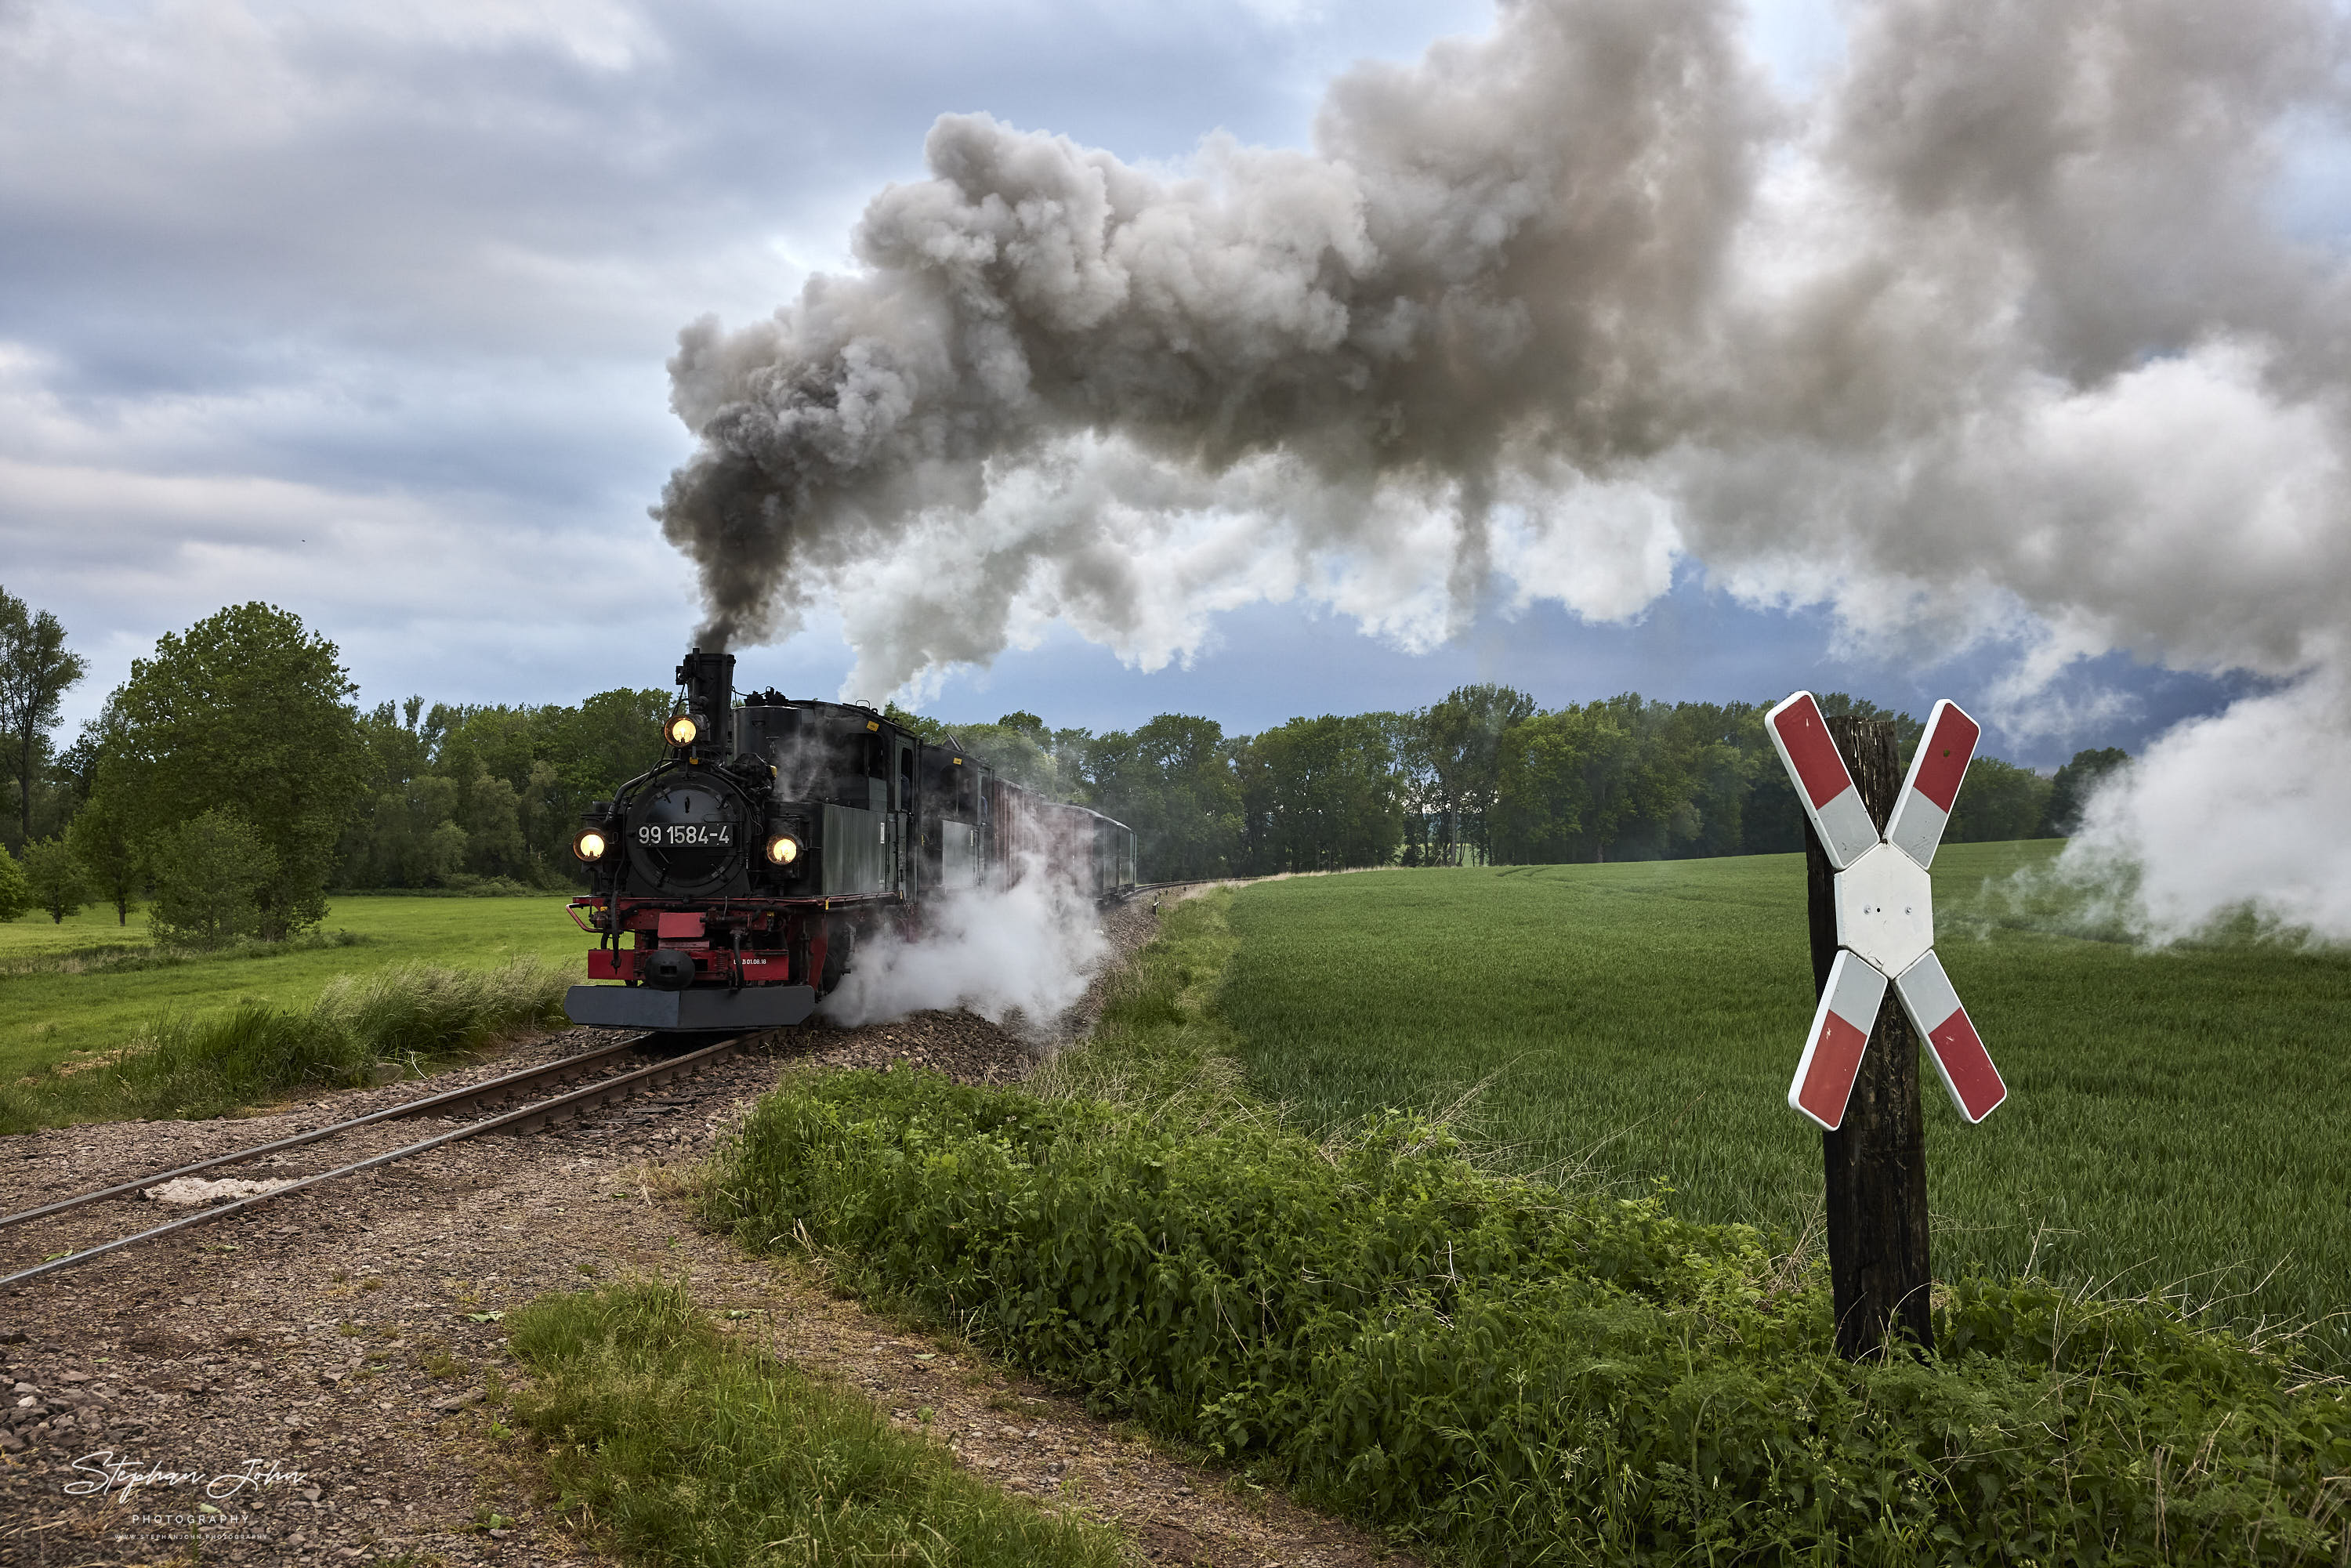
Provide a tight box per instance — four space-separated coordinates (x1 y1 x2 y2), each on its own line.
1765 692 2009 1132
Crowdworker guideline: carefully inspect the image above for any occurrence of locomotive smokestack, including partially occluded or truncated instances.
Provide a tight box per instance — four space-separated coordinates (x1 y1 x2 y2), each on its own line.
676 647 737 759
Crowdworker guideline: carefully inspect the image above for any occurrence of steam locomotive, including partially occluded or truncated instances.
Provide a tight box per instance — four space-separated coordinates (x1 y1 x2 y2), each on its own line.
562 649 1138 1030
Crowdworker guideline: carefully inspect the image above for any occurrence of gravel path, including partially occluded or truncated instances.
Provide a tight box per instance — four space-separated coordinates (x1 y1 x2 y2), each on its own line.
0 901 1409 1568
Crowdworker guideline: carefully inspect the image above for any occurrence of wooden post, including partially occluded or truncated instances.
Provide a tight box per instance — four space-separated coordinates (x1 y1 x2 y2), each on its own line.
1804 716 1934 1360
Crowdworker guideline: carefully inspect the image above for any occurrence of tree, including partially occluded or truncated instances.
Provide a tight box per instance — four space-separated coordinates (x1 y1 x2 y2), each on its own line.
2041 746 2131 837
0 843 28 922
0 587 89 849
20 837 87 923
1235 714 1404 873
1813 693 1923 753
67 788 141 925
1412 684 1537 865
1947 756 2054 844
1493 701 1640 862
331 686 675 889
1082 714 1244 879
148 809 277 947
952 721 1070 796
85 603 362 937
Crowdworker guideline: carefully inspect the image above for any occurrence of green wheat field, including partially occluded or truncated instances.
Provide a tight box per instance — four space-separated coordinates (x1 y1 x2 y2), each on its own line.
1221 847 2351 1366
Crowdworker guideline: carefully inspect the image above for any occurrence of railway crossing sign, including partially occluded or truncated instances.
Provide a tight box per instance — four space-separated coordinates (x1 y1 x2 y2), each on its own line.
1766 693 2009 1132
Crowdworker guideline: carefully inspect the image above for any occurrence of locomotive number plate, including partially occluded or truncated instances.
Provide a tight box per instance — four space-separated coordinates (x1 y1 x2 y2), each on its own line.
637 823 735 848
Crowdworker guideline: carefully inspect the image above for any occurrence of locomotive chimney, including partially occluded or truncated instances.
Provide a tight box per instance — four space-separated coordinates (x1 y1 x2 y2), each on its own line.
676 646 737 757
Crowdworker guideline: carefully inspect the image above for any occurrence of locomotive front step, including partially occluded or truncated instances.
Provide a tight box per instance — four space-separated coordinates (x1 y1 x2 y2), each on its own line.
564 983 817 1030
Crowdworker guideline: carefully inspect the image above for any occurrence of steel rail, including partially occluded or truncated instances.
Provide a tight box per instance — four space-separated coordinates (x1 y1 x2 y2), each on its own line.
1116 878 1235 903
0 1033 665 1233
0 1031 760 1291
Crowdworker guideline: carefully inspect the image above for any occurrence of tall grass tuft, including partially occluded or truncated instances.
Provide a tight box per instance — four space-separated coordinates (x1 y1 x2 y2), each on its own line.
311 959 571 1066
0 957 568 1132
506 1280 1125 1568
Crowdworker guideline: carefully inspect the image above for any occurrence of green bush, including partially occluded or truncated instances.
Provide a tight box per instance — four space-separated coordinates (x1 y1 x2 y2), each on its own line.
705 1069 2351 1566
507 1281 1124 1568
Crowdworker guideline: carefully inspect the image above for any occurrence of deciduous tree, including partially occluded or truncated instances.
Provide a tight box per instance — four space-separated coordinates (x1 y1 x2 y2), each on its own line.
1948 757 2054 844
0 587 89 849
0 843 29 923
86 603 361 936
1235 714 1404 873
1413 684 1536 864
67 788 141 925
2041 747 2132 837
1083 715 1243 879
20 837 86 923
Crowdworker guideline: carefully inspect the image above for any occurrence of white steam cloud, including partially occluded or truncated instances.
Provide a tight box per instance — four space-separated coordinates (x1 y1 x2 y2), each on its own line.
820 864 1110 1034
2062 673 2351 943
661 0 2351 941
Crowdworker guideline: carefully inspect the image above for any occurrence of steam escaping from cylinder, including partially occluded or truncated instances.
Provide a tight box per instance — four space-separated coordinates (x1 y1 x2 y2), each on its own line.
819 859 1110 1036
661 0 2351 941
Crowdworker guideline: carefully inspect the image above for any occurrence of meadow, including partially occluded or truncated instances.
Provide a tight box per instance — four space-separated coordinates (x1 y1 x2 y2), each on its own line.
0 895 591 1082
1220 848 2351 1367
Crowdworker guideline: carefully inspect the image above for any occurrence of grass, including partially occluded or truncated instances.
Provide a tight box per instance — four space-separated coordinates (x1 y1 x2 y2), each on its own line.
505 1280 1125 1568
700 896 2351 1566
0 957 571 1132
1217 846 2351 1368
0 894 590 1082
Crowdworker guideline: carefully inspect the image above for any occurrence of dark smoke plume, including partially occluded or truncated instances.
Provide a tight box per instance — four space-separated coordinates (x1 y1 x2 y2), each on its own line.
660 0 2351 939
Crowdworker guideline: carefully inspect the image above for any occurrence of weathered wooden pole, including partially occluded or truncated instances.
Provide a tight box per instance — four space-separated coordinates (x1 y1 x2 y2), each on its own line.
1803 716 1934 1360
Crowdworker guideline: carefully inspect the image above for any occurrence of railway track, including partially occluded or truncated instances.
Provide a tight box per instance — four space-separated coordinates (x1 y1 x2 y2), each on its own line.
1117 877 1234 904
0 1027 770 1291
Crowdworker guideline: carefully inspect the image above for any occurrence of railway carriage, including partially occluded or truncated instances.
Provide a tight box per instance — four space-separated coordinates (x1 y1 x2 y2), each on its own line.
562 648 1136 1030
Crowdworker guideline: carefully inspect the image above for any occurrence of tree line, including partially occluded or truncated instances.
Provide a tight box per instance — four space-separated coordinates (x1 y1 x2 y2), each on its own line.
907 690 2128 882
1 586 2132 938
0 594 669 941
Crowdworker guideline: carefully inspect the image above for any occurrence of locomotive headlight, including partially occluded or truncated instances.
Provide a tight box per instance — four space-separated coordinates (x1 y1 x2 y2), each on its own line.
765 833 800 866
664 712 700 747
572 827 608 863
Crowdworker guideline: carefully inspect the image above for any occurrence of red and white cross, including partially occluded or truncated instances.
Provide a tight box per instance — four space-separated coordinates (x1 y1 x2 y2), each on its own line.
1765 692 2009 1132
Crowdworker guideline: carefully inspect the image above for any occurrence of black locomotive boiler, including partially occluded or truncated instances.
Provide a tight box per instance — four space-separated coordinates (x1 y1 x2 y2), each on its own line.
562 648 1139 1030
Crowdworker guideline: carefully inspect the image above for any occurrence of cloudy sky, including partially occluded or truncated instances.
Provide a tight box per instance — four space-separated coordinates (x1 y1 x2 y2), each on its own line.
0 0 2313 768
